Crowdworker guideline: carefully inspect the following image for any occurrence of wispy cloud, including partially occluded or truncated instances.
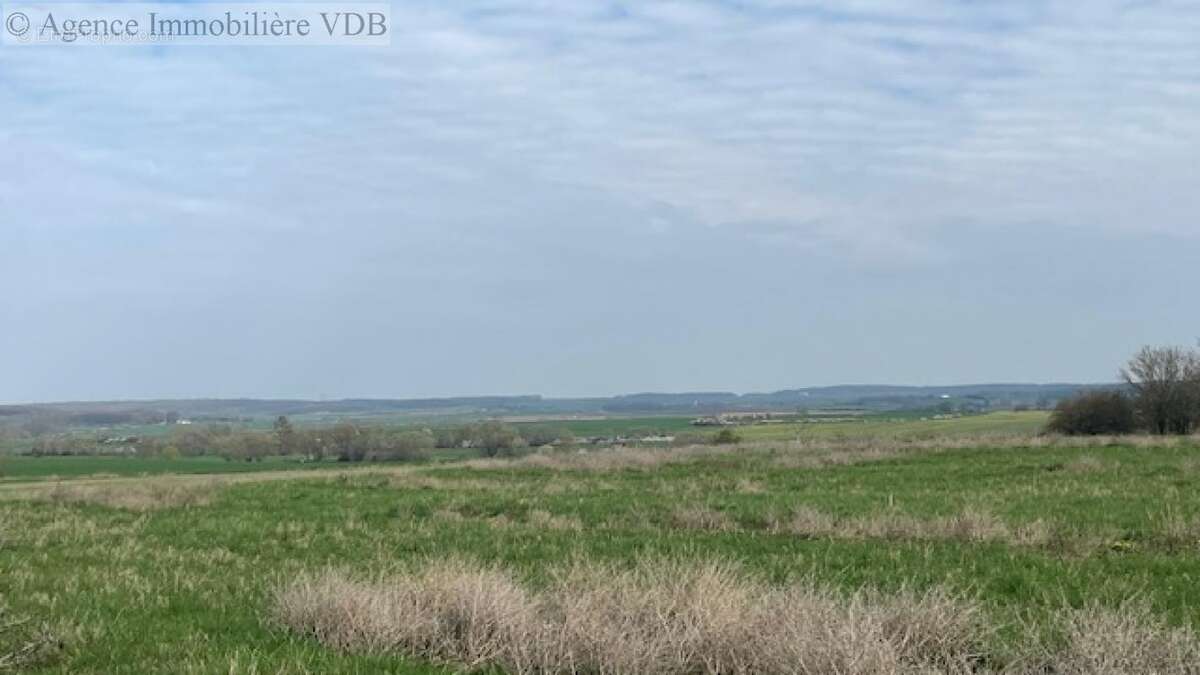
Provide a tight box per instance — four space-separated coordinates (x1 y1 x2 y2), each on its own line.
2 1 1199 399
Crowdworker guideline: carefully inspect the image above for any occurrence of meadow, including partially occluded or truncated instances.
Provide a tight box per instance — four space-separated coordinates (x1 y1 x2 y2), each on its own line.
0 456 313 483
4 421 1200 672
513 410 1051 443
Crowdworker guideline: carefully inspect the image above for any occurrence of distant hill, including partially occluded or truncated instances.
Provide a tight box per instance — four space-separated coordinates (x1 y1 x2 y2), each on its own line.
0 383 1114 428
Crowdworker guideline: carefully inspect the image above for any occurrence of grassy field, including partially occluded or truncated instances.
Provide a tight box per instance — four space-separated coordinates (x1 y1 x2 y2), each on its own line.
512 410 1051 443
736 410 1050 442
0 456 315 483
3 431 1200 672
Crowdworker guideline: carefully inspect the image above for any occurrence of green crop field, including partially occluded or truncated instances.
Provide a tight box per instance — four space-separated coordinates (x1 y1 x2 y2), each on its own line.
3 432 1200 673
0 455 315 483
735 410 1051 442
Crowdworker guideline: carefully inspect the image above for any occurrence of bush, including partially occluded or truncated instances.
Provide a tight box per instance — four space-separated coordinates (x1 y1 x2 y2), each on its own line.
712 428 742 445
470 421 527 458
1046 391 1136 436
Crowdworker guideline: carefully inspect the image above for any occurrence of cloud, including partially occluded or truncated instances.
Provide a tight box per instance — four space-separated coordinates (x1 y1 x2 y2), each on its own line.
2 0 1199 399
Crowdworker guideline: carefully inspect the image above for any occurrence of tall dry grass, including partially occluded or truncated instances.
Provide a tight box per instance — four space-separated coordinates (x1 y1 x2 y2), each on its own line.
1046 602 1200 674
273 558 1200 674
779 506 1052 547
37 480 218 512
273 558 989 674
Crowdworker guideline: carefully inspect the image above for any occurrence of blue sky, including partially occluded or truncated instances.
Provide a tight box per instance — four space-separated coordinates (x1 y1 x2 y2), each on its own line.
2 1 1199 402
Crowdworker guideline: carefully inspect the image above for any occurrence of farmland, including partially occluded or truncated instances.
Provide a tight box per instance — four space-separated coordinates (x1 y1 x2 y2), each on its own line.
4 425 1200 673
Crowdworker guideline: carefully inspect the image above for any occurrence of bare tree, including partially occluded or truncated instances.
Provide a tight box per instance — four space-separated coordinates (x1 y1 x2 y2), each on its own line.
273 416 296 455
1121 345 1200 435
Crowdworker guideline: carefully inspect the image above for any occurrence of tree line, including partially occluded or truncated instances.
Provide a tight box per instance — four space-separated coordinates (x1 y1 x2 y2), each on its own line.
1048 344 1200 436
28 418 577 462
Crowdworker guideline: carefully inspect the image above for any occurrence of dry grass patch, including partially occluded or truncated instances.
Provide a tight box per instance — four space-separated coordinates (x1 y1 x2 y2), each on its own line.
274 559 1200 674
670 505 736 532
36 480 219 512
1157 508 1200 550
781 506 1051 548
273 558 989 674
1047 602 1200 674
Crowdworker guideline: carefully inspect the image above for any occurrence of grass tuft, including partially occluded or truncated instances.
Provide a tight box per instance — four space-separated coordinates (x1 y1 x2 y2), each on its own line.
273 558 990 674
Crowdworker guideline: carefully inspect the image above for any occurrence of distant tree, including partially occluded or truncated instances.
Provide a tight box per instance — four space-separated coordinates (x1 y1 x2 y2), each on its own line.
1045 391 1137 436
171 425 232 457
273 416 296 455
293 430 327 462
215 432 273 462
329 422 367 462
471 421 526 458
1122 345 1200 435
712 428 742 445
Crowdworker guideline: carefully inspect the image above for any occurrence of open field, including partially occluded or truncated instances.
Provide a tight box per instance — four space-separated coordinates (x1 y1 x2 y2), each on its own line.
0 456 317 483
734 410 1051 442
4 432 1200 672
513 410 1051 443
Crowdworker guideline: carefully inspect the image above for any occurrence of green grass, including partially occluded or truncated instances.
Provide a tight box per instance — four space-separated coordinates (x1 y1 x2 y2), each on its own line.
736 410 1050 442
0 455 314 482
3 436 1199 672
512 410 1050 443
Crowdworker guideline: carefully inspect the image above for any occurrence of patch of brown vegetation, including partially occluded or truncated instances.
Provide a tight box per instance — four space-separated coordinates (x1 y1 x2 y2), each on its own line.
273 559 988 674
1157 507 1200 550
37 480 219 512
780 506 1050 547
670 506 736 532
274 559 1200 674
1046 602 1200 674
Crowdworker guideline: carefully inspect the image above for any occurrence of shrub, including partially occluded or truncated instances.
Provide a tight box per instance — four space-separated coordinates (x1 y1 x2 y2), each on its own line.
1046 391 1136 436
470 421 527 458
712 428 741 445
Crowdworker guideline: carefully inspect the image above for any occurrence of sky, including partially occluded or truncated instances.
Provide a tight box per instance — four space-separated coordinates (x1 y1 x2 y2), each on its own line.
2 0 1199 403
